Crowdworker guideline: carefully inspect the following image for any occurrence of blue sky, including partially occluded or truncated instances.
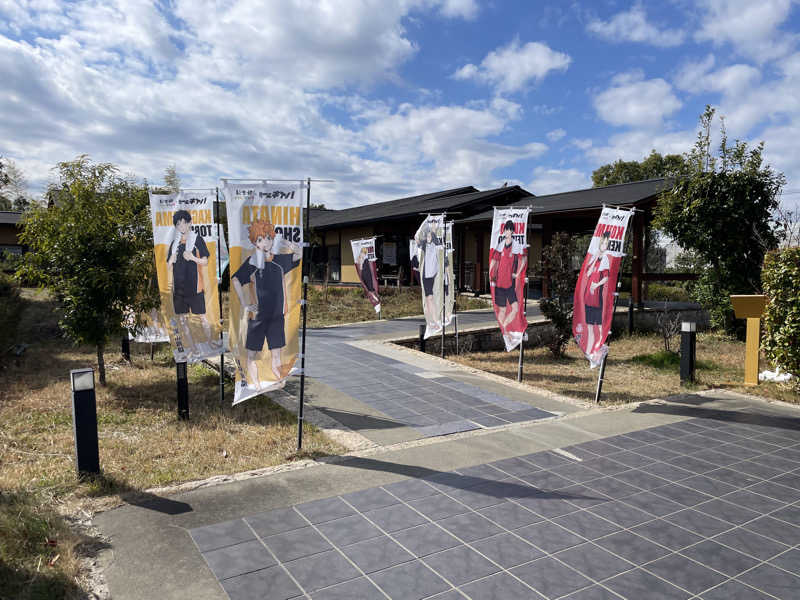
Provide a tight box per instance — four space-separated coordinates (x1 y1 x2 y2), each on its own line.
1 1 799 211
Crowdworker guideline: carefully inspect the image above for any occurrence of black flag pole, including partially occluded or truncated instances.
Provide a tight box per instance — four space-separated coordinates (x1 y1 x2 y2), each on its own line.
593 205 639 404
216 187 224 407
297 177 311 451
441 218 447 359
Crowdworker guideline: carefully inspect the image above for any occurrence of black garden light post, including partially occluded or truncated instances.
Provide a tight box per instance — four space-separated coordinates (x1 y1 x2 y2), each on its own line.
70 368 100 476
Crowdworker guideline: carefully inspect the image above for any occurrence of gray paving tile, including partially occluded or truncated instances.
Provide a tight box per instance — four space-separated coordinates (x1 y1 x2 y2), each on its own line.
221 565 302 600
382 478 438 501
552 510 621 540
392 523 460 557
695 498 761 526
518 471 575 491
746 481 800 503
668 455 719 475
720 489 786 514
284 550 361 593
311 576 382 599
604 568 689 600
341 487 399 512
264 527 332 563
471 532 544 568
607 451 655 469
244 508 308 539
555 542 633 581
522 451 573 469
341 535 414 574
515 521 585 554
663 509 734 537
704 467 762 488
203 539 276 581
769 548 800 576
588 500 654 528
743 515 800 546
738 563 800 600
459 572 542 599
650 483 712 507
644 553 727 595
549 463 605 484
191 519 255 553
365 503 429 533
584 477 643 500
620 491 687 517
477 501 542 530
631 519 703 551
679 540 759 577
593 531 671 565
369 560 450 600
437 512 502 543
712 527 789 561
427 590 467 600
447 483 508 510
638 462 694 484
770 504 800 527
317 514 383 547
562 584 624 599
515 492 583 518
424 544 499 586
677 474 738 497
560 485 613 509
771 471 800 490
698 579 774 600
750 454 799 472
731 460 784 480
581 457 631 476
295 497 355 524
511 556 593 599
409 494 470 521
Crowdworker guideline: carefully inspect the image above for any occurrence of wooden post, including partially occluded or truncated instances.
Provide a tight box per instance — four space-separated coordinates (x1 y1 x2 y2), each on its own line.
631 211 644 308
541 217 552 298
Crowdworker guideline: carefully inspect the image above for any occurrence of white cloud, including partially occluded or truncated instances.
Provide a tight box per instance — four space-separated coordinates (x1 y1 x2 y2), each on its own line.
587 4 685 47
453 39 571 93
571 138 593 150
435 0 479 20
546 128 566 142
695 0 797 61
529 166 591 195
675 55 762 97
586 129 696 166
594 72 682 128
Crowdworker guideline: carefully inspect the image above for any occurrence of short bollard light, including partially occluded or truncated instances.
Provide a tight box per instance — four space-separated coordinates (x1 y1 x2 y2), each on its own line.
680 322 697 385
176 361 189 421
70 368 100 476
419 323 426 353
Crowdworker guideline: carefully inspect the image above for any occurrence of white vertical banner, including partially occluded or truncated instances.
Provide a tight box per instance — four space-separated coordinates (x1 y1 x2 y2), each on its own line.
414 214 452 338
222 181 304 405
350 237 381 313
489 207 530 351
149 189 225 362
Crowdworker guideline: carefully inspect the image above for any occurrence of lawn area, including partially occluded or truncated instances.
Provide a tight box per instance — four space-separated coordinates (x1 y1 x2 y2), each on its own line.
1 288 345 599
306 284 489 328
453 331 799 406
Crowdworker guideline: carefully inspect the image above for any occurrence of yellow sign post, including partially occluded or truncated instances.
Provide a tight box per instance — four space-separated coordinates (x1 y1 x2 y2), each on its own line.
730 295 767 386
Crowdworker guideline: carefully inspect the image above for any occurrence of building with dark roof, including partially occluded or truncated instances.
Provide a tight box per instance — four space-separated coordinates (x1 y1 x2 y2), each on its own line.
309 178 669 303
0 211 24 256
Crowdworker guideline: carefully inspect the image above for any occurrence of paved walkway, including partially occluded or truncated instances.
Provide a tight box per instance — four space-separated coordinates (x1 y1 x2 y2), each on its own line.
94 312 800 600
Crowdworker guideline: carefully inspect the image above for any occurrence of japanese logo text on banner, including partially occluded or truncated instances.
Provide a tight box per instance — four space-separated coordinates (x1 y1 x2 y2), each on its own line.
223 182 303 405
413 215 453 339
489 207 529 351
350 238 381 313
572 206 633 368
149 190 225 363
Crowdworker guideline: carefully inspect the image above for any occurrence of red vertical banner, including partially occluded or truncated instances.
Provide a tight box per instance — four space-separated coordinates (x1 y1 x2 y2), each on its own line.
350 237 381 313
489 207 530 351
572 207 633 368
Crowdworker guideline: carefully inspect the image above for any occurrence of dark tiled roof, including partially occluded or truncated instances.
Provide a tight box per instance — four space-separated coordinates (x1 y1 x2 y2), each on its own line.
310 186 479 229
0 211 23 225
311 186 535 229
459 178 670 223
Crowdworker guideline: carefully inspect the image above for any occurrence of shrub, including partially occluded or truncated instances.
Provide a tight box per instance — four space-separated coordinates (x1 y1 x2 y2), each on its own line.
537 232 578 357
0 272 23 350
761 247 800 378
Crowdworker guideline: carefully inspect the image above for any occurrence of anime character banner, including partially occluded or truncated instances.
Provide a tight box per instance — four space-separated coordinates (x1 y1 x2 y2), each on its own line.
350 238 381 313
489 208 530 351
222 181 303 405
413 215 453 339
149 190 225 363
126 308 169 343
572 206 633 368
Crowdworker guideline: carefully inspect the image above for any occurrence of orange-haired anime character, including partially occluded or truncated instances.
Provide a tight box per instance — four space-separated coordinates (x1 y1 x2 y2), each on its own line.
232 219 302 389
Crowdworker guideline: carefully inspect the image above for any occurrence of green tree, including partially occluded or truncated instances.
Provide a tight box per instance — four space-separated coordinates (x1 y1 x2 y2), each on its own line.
592 150 688 187
537 232 578 357
654 106 785 332
0 158 31 210
17 156 157 384
164 164 181 194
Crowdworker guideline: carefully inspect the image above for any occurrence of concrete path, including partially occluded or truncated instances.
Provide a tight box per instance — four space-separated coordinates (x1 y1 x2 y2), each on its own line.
95 388 800 600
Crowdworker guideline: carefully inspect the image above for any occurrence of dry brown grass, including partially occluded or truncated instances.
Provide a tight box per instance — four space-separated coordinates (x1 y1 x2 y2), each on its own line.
1 289 344 501
306 285 488 328
453 331 799 406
